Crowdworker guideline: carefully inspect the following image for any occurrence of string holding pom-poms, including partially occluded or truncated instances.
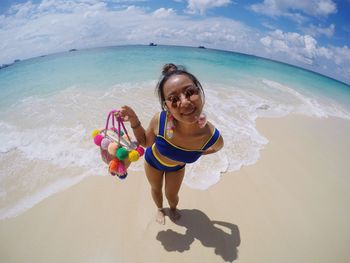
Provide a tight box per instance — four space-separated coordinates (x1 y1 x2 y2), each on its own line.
111 127 124 136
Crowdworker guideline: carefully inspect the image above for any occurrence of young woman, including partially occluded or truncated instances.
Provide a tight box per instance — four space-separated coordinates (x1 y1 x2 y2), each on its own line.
119 64 224 224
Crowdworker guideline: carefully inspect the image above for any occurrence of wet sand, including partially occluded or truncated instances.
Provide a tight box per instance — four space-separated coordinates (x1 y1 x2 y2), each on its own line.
1 115 350 263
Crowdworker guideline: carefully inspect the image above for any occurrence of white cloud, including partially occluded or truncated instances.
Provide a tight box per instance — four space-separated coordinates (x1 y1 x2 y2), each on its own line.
109 0 148 2
0 0 254 64
153 8 176 18
0 0 349 84
333 45 350 66
185 0 232 15
317 46 333 60
260 30 325 65
251 0 337 21
330 45 350 80
261 21 278 30
258 29 350 83
302 23 335 38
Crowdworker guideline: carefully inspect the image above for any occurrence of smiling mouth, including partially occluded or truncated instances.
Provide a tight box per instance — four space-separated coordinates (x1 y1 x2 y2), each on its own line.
181 107 196 116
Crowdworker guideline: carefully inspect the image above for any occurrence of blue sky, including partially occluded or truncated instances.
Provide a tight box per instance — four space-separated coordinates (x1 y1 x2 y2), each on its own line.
1 0 350 83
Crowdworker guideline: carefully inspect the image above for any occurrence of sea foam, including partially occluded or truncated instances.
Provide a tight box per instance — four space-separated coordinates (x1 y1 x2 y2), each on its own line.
1 78 349 219
183 79 350 189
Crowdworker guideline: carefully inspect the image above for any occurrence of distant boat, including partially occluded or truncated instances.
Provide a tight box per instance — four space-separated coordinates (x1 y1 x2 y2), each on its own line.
69 49 78 52
198 46 206 49
14 59 21 63
149 43 157 46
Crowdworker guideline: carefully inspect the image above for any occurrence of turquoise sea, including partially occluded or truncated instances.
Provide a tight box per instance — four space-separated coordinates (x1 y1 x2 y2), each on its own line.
1 45 350 219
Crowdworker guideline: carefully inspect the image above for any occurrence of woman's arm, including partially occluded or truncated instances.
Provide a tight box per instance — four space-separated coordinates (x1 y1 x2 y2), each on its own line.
119 106 157 147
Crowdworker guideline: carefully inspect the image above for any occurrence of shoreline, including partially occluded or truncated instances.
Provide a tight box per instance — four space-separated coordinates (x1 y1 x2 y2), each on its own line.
1 114 350 262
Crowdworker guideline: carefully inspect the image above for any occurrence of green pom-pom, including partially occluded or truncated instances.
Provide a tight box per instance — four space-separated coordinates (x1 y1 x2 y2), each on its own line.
116 147 128 160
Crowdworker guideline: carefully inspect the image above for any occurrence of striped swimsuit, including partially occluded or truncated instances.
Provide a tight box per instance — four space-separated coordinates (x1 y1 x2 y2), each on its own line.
144 111 220 172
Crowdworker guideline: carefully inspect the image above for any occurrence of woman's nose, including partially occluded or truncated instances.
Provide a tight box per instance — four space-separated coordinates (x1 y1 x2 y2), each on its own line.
179 93 190 104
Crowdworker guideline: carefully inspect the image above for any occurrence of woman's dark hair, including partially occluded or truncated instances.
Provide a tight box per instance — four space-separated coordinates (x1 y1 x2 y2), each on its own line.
156 63 205 110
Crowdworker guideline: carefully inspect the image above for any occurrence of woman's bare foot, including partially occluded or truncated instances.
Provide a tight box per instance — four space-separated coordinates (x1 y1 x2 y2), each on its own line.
156 208 166 225
169 208 181 221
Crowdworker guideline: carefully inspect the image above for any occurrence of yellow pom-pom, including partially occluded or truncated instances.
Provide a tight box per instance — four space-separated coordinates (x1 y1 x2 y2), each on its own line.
91 129 100 138
128 150 140 162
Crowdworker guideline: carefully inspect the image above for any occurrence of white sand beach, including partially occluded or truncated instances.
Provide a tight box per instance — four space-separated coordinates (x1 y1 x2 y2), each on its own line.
1 115 350 263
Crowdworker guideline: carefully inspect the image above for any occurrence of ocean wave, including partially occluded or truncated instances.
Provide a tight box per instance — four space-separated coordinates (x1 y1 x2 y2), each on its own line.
261 79 350 120
183 79 350 189
1 78 349 218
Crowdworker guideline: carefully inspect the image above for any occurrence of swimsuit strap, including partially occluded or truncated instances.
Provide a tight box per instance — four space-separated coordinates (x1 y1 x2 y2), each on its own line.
158 111 167 137
201 128 220 150
158 110 220 151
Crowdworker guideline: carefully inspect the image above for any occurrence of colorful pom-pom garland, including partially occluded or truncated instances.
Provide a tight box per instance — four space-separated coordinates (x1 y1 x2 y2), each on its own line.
92 109 144 179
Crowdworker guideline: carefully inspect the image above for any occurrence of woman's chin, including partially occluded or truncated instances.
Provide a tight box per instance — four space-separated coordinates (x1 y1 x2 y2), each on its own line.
179 111 200 123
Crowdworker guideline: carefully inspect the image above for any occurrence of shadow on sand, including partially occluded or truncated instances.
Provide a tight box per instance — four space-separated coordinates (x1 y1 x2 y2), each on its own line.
156 209 241 262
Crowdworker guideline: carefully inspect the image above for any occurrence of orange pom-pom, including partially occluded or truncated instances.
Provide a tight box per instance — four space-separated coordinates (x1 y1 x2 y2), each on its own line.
109 159 119 175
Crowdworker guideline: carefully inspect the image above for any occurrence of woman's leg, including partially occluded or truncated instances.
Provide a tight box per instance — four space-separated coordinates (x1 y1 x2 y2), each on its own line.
164 167 185 221
144 162 165 224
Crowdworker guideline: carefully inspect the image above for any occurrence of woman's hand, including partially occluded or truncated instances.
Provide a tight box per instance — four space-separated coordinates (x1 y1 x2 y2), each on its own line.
118 105 140 128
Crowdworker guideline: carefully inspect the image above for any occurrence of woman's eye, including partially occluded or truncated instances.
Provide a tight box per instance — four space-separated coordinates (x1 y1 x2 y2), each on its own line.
185 87 198 97
168 96 179 104
185 89 194 97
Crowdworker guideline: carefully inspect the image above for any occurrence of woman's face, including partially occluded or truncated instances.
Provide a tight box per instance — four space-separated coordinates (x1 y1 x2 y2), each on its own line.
163 74 203 124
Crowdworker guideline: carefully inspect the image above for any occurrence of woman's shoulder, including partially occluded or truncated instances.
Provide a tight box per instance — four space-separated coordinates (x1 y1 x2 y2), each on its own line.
150 111 162 121
149 111 163 134
206 120 219 134
204 121 223 150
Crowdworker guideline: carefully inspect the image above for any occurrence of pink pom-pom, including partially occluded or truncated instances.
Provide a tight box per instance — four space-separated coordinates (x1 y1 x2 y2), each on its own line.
94 134 104 146
108 142 119 156
117 161 127 174
136 146 145 157
101 138 111 150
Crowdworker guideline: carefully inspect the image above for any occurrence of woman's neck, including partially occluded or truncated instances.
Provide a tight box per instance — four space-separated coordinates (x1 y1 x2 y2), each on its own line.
175 120 202 136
